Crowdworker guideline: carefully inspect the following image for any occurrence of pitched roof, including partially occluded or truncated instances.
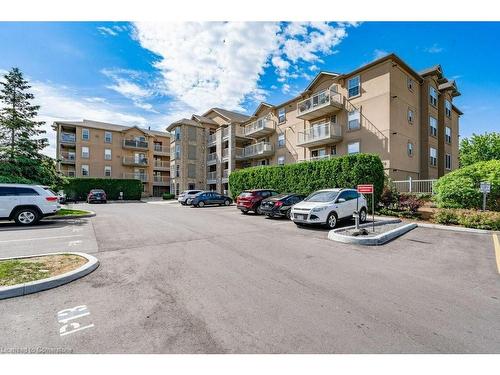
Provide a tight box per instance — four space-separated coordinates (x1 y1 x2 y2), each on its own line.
419 65 442 77
166 118 203 131
438 79 460 96
202 107 250 123
303 71 340 91
53 119 170 137
252 102 274 116
191 114 218 125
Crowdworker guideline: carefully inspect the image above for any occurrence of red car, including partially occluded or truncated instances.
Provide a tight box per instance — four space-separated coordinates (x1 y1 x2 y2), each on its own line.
87 189 107 204
236 189 279 215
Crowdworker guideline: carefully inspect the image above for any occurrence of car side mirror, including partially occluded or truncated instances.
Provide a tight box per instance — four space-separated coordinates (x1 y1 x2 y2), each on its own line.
337 198 346 203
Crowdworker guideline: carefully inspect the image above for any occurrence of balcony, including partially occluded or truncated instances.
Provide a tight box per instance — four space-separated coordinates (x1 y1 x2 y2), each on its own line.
153 161 169 170
207 171 217 183
61 170 76 177
297 89 343 120
60 151 76 164
123 139 149 150
244 117 275 138
307 154 339 162
153 176 170 185
153 144 169 155
235 125 248 139
297 122 342 148
207 152 217 166
60 132 76 144
222 169 229 181
222 127 229 139
123 173 148 182
207 133 216 145
122 156 149 166
242 142 274 159
222 148 229 160
235 147 245 160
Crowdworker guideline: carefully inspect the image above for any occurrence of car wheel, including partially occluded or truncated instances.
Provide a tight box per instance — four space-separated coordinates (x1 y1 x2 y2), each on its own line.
14 208 39 226
198 201 205 208
241 210 248 215
286 209 292 220
326 212 338 229
224 200 230 206
359 208 367 223
294 222 304 227
255 205 263 215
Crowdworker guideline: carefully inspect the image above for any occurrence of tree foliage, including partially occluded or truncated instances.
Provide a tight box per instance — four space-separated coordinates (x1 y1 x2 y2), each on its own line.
459 132 500 167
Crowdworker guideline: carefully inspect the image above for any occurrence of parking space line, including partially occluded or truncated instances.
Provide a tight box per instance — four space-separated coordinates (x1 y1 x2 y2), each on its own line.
493 234 500 274
0 234 83 244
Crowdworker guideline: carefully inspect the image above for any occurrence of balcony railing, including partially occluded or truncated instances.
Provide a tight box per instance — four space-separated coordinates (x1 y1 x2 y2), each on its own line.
222 148 229 158
207 133 216 145
244 116 275 137
60 151 76 163
207 152 217 164
123 139 149 149
222 127 229 139
235 147 245 159
297 89 343 120
235 125 247 138
222 169 229 179
153 176 170 185
243 142 274 158
308 154 339 162
297 122 342 147
153 144 168 154
207 171 217 182
153 161 169 169
60 132 76 144
123 173 148 182
123 156 149 166
61 170 76 177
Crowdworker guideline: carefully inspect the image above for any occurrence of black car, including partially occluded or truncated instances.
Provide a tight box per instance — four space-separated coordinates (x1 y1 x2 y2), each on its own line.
191 191 233 207
260 193 306 219
87 189 107 204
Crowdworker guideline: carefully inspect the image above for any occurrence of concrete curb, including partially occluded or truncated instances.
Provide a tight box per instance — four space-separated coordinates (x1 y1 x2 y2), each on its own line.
48 211 96 220
0 252 99 300
328 219 417 246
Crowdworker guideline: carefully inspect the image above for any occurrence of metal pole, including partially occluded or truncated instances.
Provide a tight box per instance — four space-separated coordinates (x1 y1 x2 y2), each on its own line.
372 192 375 232
483 192 487 211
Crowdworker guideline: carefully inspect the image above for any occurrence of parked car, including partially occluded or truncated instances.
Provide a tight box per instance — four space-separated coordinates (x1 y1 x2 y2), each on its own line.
291 188 367 229
87 189 107 204
191 191 232 207
236 189 280 214
0 184 60 225
177 190 203 205
260 193 306 219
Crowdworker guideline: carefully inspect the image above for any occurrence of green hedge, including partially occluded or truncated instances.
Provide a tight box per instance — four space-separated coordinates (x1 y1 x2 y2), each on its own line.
433 160 500 211
63 178 143 200
229 153 385 205
433 208 500 231
0 175 34 184
162 193 175 200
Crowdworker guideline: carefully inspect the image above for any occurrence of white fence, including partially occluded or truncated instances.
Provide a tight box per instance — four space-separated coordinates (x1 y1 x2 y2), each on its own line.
392 178 437 194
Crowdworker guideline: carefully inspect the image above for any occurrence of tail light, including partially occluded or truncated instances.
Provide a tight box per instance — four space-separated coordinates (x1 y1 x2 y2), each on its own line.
46 196 58 202
274 201 283 208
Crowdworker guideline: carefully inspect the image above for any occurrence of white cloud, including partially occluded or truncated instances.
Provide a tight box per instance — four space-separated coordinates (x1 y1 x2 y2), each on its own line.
309 64 320 72
97 26 118 36
424 43 443 54
282 84 291 94
132 22 353 118
373 49 389 60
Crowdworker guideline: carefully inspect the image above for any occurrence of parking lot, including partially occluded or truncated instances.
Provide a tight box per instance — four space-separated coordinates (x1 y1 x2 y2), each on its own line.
0 201 499 353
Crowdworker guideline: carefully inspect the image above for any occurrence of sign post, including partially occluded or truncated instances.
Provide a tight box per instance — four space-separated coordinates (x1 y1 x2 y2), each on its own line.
357 184 374 232
479 181 491 211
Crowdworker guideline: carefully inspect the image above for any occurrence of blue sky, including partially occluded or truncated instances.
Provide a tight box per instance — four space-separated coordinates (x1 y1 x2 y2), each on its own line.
0 21 498 156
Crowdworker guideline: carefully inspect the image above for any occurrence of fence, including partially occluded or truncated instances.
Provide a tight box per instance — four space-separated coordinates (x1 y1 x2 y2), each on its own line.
392 178 437 194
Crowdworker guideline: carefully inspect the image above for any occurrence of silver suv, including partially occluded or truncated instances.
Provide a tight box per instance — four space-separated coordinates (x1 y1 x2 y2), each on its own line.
0 184 61 225
177 190 202 205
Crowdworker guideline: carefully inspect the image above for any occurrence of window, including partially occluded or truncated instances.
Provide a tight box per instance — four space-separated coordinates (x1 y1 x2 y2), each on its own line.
407 108 414 124
82 164 89 176
175 127 181 140
331 145 337 155
81 146 89 158
407 142 414 156
429 86 438 106
429 116 438 137
175 164 180 177
187 164 196 178
407 77 414 91
445 153 452 170
188 145 197 160
348 109 360 130
429 147 437 167
311 148 326 158
188 183 196 190
277 133 285 148
445 126 452 143
175 144 180 159
104 166 112 177
12 187 39 196
445 100 452 117
104 131 112 143
347 141 360 154
278 156 285 165
348 75 360 98
82 128 90 141
104 148 112 160
330 114 337 124
278 108 286 124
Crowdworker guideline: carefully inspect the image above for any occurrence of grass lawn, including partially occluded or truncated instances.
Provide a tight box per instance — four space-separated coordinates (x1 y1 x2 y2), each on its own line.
56 208 92 216
0 254 87 286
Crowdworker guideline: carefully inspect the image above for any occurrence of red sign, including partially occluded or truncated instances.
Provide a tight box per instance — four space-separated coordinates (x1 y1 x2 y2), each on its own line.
357 184 374 194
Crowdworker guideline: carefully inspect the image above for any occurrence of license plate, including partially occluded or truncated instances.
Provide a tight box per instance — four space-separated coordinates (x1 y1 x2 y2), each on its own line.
95 197 101 200
295 214 307 220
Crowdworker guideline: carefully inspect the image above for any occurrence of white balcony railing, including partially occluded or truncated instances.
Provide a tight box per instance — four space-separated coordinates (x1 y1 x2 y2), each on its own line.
207 152 217 163
243 142 274 158
123 156 149 166
153 144 168 153
222 148 229 158
123 139 148 149
297 122 342 146
60 151 76 162
223 169 229 178
207 133 216 144
308 154 339 162
60 132 76 143
235 147 245 159
222 127 229 139
62 170 76 177
244 116 275 136
297 88 342 118
235 125 247 138
207 171 217 182
123 173 148 182
153 161 169 169
153 175 170 184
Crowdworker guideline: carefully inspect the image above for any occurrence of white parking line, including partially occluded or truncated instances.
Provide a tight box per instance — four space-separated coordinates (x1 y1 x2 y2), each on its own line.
0 234 83 243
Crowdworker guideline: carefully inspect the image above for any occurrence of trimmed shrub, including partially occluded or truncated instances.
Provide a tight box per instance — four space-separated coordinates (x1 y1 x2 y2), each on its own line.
433 209 499 230
162 193 175 200
0 175 34 184
432 209 460 225
433 160 500 211
229 154 385 206
63 178 143 201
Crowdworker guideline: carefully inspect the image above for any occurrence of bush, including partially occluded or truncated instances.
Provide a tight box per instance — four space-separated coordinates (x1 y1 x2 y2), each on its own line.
434 160 500 211
0 175 34 184
162 193 175 200
63 178 143 201
377 207 421 219
432 209 499 230
228 154 385 207
398 193 423 213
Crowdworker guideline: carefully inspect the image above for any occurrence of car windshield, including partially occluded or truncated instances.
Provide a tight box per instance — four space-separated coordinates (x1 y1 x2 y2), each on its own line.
304 190 340 202
239 192 253 198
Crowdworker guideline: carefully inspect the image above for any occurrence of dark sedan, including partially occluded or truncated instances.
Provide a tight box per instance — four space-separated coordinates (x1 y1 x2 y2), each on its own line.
191 191 233 207
87 189 107 204
260 193 306 219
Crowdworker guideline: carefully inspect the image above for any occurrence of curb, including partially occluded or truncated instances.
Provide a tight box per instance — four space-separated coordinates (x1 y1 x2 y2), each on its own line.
0 252 99 300
328 219 417 246
48 211 96 220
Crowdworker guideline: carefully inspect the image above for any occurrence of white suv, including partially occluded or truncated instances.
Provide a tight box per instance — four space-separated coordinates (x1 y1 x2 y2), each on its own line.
177 190 203 205
291 188 368 229
0 184 61 225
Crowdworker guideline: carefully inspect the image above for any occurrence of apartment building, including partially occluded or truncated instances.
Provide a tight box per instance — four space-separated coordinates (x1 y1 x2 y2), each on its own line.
167 53 462 194
53 120 171 197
